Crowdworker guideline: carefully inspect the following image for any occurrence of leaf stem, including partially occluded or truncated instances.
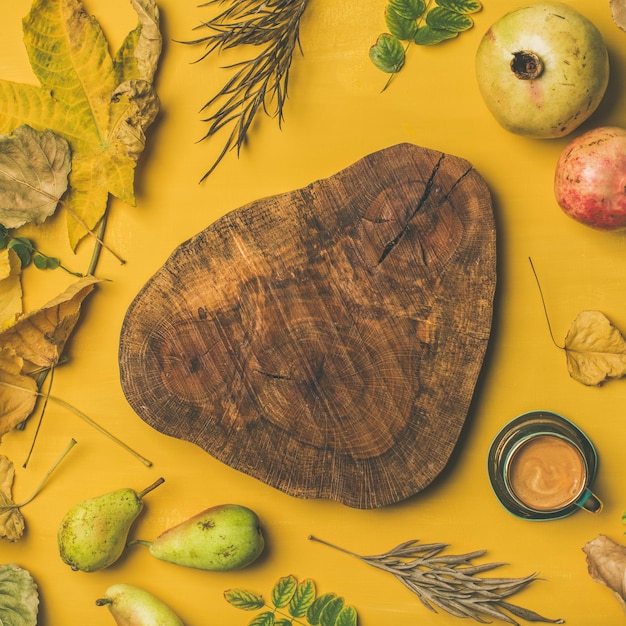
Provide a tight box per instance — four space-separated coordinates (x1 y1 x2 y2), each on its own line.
48 395 152 467
15 438 77 508
528 257 564 349
0 438 77 512
0 381 152 467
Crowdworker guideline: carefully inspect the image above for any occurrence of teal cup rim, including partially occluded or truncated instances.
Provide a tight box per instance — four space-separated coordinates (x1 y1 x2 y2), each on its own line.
487 410 599 521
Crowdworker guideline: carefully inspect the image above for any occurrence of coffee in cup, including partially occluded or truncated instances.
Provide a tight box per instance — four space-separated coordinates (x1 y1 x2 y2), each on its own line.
506 434 587 511
487 411 601 520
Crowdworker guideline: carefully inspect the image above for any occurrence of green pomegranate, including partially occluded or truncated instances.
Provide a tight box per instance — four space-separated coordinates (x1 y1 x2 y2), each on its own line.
475 2 609 138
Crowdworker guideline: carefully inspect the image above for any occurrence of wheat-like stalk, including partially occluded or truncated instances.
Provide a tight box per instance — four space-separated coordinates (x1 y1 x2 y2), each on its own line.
308 536 564 625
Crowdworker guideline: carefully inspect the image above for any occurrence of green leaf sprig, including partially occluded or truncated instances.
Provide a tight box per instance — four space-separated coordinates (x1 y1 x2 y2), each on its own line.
370 0 482 90
0 225 81 276
224 574 358 626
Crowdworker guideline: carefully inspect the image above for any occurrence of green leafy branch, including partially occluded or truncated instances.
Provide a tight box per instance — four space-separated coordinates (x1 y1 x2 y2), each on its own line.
0 225 82 277
370 0 482 90
224 574 358 626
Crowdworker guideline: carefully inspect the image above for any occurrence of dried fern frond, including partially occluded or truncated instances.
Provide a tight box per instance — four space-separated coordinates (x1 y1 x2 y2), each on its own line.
185 0 310 181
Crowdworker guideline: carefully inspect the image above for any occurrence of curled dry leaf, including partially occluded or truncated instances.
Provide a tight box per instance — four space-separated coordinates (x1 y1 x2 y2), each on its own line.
611 0 626 31
0 125 71 230
583 534 626 614
0 455 25 541
564 310 626 386
0 275 99 438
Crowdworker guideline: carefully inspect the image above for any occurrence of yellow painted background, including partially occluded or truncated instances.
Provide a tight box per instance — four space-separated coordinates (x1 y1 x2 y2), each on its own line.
0 0 625 624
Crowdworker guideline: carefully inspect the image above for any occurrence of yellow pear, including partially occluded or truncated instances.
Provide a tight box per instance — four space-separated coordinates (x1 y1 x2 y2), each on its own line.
58 477 164 572
96 583 184 625
134 503 264 571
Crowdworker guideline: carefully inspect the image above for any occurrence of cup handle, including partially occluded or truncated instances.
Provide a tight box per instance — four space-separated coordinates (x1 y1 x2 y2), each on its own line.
576 489 603 514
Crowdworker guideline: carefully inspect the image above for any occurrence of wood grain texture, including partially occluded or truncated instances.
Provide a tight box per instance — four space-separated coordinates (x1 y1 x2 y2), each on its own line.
118 143 496 508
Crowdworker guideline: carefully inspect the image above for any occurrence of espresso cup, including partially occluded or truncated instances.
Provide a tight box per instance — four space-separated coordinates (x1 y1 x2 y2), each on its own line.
487 411 601 520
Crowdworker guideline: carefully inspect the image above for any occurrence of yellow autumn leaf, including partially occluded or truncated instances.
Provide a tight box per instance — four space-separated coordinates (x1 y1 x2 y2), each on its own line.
0 351 37 440
0 249 22 329
0 275 99 371
0 455 25 541
564 310 626 386
0 276 98 438
0 0 161 249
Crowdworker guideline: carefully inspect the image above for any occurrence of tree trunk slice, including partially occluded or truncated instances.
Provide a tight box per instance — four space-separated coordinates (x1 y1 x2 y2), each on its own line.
119 143 496 509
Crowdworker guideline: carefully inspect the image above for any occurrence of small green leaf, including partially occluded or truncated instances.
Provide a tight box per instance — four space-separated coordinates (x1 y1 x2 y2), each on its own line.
45 256 61 270
389 0 427 19
336 606 358 626
426 6 473 31
369 33 405 73
249 611 275 626
436 0 482 13
224 589 265 611
385 5 418 40
320 597 345 626
272 576 297 609
289 579 316 618
7 238 33 268
414 24 459 44
274 620 292 626
307 594 337 625
32 254 48 270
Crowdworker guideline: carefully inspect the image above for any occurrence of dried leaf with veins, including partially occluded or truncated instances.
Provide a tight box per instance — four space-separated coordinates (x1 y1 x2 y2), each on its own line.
0 125 71 230
0 351 37 439
0 455 25 541
583 535 626 614
0 276 98 438
564 310 626 386
611 0 626 31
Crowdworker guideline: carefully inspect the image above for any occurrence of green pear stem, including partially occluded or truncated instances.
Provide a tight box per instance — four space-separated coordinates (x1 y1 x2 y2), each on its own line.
0 438 77 512
95 598 113 607
138 477 165 499
126 539 152 548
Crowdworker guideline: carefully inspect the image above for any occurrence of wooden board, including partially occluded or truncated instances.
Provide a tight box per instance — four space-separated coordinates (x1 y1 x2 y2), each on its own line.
118 143 497 509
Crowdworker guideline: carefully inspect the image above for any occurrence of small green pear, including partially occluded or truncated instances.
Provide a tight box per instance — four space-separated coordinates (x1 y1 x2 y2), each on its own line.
136 504 264 571
96 583 184 625
58 477 164 572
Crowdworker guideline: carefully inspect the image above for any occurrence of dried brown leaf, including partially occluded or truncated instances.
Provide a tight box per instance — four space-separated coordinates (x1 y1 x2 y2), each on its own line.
0 350 37 439
583 534 626 613
0 455 25 541
0 275 99 371
0 276 98 438
611 0 626 31
0 125 71 229
564 310 626 386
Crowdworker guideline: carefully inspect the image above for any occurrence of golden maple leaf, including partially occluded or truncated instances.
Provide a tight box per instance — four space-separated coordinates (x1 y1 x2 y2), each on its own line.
564 310 626 386
0 0 161 249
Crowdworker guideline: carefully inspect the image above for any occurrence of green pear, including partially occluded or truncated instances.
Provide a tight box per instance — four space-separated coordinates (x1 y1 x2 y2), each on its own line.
58 477 164 572
96 583 184 625
136 504 264 571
